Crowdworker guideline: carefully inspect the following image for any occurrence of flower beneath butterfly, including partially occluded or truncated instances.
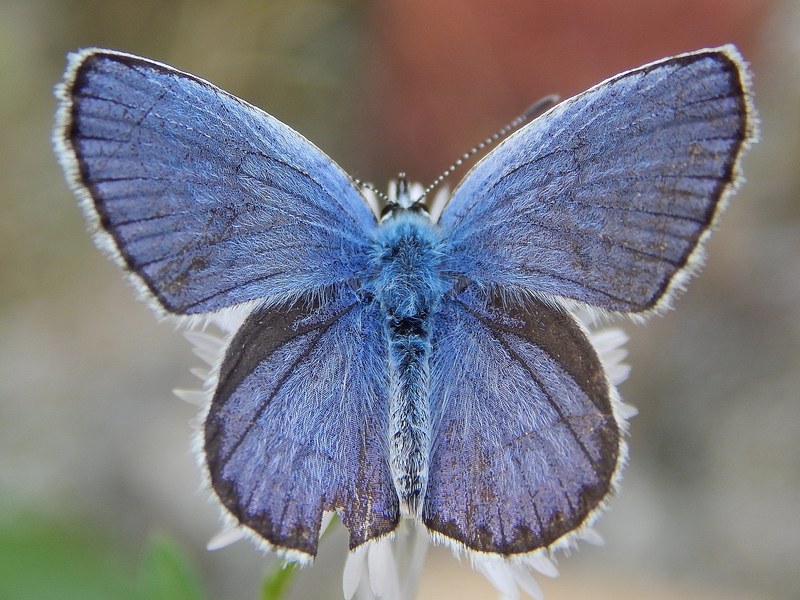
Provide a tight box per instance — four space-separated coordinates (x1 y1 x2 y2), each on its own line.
174 182 637 600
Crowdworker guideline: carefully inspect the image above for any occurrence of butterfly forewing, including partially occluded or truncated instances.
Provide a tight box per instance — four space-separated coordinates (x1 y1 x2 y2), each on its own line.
204 289 399 557
440 46 755 314
55 49 377 316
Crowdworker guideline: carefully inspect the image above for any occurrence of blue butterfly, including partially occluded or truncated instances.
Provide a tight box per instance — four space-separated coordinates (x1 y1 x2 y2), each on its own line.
53 45 756 561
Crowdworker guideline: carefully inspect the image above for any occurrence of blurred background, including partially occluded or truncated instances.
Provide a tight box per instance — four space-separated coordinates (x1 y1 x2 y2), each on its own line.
1 0 798 598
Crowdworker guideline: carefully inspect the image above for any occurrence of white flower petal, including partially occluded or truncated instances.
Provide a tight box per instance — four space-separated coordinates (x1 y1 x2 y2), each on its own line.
320 511 336 534
607 362 632 386
172 388 205 406
579 527 605 546
206 526 246 550
343 546 368 600
591 327 631 386
205 305 251 333
617 401 639 419
476 558 519 600
189 344 219 367
366 539 401 600
190 366 210 380
521 553 559 578
509 564 543 600
184 330 223 357
401 527 429 598
590 328 629 353
602 348 629 369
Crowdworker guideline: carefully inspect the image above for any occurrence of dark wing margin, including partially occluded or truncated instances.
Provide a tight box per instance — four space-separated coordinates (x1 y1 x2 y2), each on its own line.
439 45 757 314
204 290 399 557
53 49 376 316
423 286 623 555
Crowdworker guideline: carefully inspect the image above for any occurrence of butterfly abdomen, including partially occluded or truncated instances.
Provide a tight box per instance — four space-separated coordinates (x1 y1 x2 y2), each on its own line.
368 214 448 515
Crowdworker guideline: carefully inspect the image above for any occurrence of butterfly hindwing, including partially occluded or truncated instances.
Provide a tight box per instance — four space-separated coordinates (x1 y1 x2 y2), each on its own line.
423 285 621 554
54 49 377 316
204 288 399 557
440 46 754 314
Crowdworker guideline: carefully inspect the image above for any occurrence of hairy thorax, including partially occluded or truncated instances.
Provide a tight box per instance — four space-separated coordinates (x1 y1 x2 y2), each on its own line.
370 214 446 321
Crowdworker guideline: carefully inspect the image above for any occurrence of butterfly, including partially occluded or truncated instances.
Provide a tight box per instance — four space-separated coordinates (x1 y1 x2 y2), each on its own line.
53 45 756 562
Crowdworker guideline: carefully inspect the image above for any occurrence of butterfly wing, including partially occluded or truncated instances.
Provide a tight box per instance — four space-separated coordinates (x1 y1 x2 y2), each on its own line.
204 288 399 558
54 49 377 316
439 46 755 313
423 285 621 554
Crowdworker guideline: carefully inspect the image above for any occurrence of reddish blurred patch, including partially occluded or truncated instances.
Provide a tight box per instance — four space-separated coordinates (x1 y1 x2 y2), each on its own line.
362 0 772 183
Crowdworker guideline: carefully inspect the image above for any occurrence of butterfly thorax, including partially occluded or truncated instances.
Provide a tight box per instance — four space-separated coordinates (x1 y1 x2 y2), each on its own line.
366 212 448 515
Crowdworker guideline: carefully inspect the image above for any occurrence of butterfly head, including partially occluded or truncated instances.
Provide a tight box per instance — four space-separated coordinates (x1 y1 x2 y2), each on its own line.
380 174 430 222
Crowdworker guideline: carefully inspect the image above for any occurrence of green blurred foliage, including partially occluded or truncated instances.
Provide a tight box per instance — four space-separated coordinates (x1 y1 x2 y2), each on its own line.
139 535 207 600
0 513 209 600
260 562 297 600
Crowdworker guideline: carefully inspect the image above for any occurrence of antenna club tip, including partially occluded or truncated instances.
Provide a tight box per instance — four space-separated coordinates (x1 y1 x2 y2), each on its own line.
524 94 560 119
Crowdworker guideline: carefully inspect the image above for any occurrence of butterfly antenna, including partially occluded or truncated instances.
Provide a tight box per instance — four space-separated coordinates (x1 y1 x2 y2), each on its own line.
354 178 389 204
418 94 560 201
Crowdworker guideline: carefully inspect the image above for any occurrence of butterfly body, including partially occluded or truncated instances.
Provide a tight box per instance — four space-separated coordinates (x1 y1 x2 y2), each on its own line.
367 210 448 514
54 46 756 562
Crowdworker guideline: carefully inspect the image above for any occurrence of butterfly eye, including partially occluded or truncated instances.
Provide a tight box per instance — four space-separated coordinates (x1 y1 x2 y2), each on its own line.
380 204 399 221
407 203 430 217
